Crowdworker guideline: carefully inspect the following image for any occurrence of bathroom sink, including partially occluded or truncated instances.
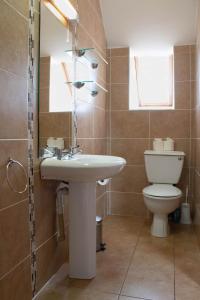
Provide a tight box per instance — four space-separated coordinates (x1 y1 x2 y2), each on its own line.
40 154 126 182
40 154 126 280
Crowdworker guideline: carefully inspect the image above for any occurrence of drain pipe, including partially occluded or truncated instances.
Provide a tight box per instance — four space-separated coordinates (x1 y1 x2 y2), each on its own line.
56 182 69 241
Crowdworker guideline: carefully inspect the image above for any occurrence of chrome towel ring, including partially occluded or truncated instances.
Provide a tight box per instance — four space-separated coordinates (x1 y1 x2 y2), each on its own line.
6 158 28 194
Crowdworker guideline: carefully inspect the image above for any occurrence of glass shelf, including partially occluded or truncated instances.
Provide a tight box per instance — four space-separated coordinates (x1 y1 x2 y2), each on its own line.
65 47 108 69
66 80 108 97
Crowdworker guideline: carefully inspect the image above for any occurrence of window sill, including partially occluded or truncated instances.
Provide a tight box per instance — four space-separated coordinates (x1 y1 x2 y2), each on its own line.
129 106 175 111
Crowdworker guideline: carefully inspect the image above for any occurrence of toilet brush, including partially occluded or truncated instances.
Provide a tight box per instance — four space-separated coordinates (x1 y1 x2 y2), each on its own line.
180 186 192 224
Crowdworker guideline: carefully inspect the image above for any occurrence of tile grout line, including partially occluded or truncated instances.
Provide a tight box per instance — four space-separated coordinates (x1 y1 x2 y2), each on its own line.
0 198 28 212
173 231 176 300
35 233 57 251
0 255 31 281
118 221 145 298
2 0 29 21
108 48 112 215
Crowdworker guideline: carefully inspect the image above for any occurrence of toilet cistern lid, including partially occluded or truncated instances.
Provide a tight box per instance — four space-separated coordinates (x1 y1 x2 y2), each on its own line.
143 184 182 198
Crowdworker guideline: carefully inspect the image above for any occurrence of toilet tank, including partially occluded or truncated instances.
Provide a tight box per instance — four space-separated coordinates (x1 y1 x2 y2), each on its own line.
144 150 185 184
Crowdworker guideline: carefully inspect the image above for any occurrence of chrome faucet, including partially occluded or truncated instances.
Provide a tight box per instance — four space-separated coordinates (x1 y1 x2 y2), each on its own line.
40 145 82 160
40 147 55 158
67 145 82 158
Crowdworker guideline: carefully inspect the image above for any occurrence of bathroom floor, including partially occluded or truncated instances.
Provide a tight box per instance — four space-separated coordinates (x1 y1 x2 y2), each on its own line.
36 216 200 300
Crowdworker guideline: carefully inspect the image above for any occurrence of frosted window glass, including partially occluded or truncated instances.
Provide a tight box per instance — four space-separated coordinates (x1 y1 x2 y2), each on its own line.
130 55 174 110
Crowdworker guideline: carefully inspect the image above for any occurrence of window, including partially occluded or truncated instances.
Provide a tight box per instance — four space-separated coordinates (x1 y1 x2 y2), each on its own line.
129 51 174 110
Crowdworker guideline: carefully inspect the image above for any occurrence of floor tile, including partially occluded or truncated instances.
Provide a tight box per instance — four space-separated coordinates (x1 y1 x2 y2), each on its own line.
174 224 200 300
119 296 151 300
36 287 119 300
122 224 174 300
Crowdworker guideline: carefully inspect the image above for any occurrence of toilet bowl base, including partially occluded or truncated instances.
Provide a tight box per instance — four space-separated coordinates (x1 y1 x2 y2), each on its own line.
151 213 169 237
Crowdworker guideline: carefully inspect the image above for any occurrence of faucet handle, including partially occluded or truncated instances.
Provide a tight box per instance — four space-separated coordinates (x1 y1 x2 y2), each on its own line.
40 146 54 158
72 145 82 154
67 145 82 156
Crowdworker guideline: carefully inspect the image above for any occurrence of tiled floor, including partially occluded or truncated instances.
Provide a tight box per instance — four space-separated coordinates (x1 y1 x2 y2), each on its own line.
36 216 200 300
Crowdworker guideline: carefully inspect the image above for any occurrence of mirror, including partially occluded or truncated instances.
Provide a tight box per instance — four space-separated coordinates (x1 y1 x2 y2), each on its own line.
38 1 108 156
38 1 74 152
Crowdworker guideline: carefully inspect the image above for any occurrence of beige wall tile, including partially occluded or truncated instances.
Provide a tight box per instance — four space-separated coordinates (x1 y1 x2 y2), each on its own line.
111 56 129 83
96 183 107 199
174 50 190 82
191 45 196 81
0 140 28 209
106 58 111 84
78 0 95 40
192 108 200 138
93 16 107 53
39 88 49 113
76 102 94 138
191 139 200 170
93 138 107 155
111 139 149 165
194 172 200 206
96 192 107 218
5 0 29 18
111 84 129 110
93 92 107 110
111 166 148 193
174 139 191 167
191 80 197 109
175 81 190 109
0 70 28 139
88 0 103 18
77 139 94 154
150 110 190 138
0 1 28 77
177 168 190 195
0 200 30 277
174 45 190 54
0 258 32 300
36 236 68 292
34 0 40 12
111 48 129 57
34 172 58 247
76 25 93 50
110 192 146 217
39 112 71 138
40 59 50 89
111 111 149 138
94 108 107 138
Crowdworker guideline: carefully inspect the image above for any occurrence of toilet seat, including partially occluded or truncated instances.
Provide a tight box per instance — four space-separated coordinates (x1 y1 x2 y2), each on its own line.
143 184 182 198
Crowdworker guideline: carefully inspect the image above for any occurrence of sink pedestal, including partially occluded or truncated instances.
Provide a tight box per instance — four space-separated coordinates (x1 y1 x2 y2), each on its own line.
69 181 96 279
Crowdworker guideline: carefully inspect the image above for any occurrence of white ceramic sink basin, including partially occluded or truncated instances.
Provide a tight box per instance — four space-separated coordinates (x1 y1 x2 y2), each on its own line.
41 154 126 182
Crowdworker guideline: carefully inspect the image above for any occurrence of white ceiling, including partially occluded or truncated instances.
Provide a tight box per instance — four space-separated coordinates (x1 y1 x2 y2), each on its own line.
100 0 199 54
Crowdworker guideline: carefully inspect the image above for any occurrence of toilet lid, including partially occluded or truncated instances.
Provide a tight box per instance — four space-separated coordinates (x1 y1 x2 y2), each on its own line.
143 184 182 198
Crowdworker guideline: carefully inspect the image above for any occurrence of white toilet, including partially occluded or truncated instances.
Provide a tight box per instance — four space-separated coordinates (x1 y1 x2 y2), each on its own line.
143 150 185 237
